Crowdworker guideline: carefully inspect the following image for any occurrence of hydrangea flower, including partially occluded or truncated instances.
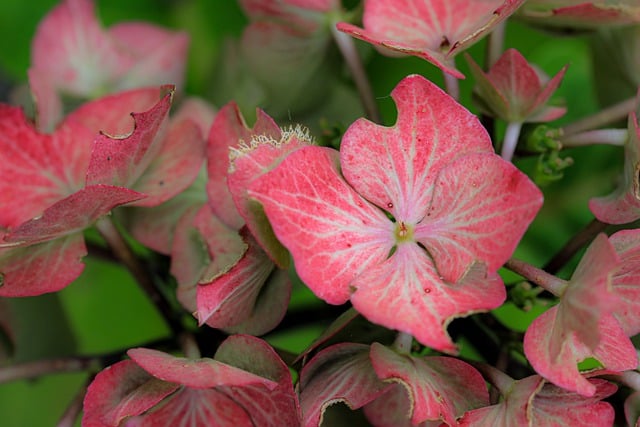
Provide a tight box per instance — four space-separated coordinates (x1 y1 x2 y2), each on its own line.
249 74 543 352
29 0 189 131
82 335 301 426
336 0 526 78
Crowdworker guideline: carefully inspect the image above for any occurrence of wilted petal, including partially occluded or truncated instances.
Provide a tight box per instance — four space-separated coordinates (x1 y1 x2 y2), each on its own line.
250 145 394 304
299 343 391 427
350 244 505 353
415 153 543 283
340 74 493 224
369 343 489 425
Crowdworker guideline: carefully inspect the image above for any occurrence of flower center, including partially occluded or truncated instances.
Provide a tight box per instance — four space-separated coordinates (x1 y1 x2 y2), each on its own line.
394 221 414 243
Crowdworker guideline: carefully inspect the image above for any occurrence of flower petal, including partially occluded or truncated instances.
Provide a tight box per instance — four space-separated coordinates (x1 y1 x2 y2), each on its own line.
0 233 86 297
350 244 505 353
415 153 543 282
610 228 640 336
299 343 391 427
250 145 394 304
340 74 493 224
369 343 489 425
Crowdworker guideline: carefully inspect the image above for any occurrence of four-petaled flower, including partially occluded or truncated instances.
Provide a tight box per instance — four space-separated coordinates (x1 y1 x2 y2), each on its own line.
249 74 543 353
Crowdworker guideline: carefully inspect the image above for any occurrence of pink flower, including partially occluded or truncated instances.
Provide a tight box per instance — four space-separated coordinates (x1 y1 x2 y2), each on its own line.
466 48 568 123
249 75 543 352
82 335 301 427
29 0 188 131
337 0 526 78
517 0 640 28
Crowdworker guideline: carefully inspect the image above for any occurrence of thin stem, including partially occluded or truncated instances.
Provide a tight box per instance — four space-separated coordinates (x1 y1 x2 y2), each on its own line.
560 128 627 147
0 357 96 383
486 21 506 67
443 71 460 101
393 332 414 355
504 258 568 296
501 121 523 162
331 23 381 123
94 217 182 336
57 381 87 427
562 96 636 136
543 218 608 274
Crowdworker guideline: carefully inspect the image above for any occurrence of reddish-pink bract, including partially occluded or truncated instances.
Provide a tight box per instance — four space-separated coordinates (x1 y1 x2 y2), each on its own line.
207 102 281 230
518 1 640 28
337 0 526 78
609 229 640 337
369 343 489 425
523 234 638 396
466 48 567 122
250 75 542 352
299 343 392 427
29 0 188 131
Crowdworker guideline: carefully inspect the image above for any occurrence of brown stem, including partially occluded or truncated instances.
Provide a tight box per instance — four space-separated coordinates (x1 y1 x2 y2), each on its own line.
543 218 608 274
0 357 96 383
57 381 87 427
504 258 567 296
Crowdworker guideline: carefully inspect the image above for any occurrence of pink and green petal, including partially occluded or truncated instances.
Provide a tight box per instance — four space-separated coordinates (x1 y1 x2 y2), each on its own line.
250 146 394 305
337 0 526 78
196 232 284 335
518 1 640 28
85 88 173 191
350 244 505 353
369 343 489 425
298 343 391 427
609 228 640 336
524 307 636 396
128 348 277 390
362 383 443 427
82 359 179 427
590 112 640 224
171 204 247 312
340 75 493 224
0 233 86 297
415 153 543 283
0 105 94 228
4 185 145 244
107 23 189 93
229 126 311 267
531 378 616 426
207 102 280 230
213 335 302 426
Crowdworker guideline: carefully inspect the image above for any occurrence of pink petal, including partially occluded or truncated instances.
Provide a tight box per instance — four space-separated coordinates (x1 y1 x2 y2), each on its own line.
350 244 505 353
415 153 543 283
0 105 94 228
362 383 443 427
369 343 489 425
524 307 636 396
207 102 281 229
458 375 541 426
128 347 278 389
3 185 145 245
171 204 247 312
519 1 640 28
213 335 302 426
528 64 568 121
82 359 179 427
64 87 162 136
196 231 287 335
0 233 86 297
337 0 526 78
609 228 640 336
108 23 189 92
299 343 392 427
340 74 493 225
229 126 311 267
249 146 394 305
531 378 616 426
590 112 640 224
86 88 175 204
488 49 544 114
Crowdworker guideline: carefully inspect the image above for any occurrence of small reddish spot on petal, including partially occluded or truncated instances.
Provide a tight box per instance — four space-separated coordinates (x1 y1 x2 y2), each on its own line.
387 202 393 209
